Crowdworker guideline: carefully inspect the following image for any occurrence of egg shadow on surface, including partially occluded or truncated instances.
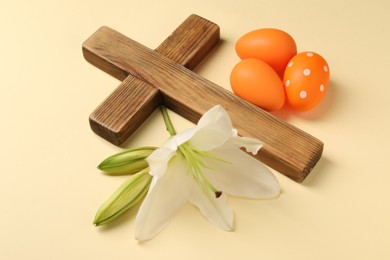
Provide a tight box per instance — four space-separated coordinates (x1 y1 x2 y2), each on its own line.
271 78 340 121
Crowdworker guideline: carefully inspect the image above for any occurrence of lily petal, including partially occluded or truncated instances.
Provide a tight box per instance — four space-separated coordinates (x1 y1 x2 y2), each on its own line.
166 127 197 149
202 143 280 199
135 156 194 241
229 129 263 155
146 146 176 179
190 105 233 151
147 128 199 180
189 183 233 231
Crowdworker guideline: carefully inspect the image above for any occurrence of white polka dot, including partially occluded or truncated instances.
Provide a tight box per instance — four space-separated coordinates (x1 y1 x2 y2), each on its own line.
303 69 311 76
306 52 314 57
285 80 290 87
288 61 294 67
324 66 328 72
300 90 307 99
320 84 325 92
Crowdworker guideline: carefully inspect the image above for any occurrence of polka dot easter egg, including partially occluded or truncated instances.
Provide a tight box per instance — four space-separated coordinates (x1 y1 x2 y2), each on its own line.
283 52 330 111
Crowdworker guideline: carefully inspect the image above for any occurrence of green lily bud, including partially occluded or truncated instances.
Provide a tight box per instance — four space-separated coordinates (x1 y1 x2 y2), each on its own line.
97 146 156 175
94 167 152 226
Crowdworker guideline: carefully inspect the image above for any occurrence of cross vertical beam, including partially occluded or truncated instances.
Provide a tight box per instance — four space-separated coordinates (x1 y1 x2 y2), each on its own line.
83 15 323 182
87 15 219 144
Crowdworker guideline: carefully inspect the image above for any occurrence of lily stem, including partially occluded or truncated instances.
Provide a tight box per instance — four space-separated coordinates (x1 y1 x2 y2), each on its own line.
160 106 176 136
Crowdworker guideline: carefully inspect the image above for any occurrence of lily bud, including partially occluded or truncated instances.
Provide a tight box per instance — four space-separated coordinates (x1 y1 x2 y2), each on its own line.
94 168 152 226
98 147 156 175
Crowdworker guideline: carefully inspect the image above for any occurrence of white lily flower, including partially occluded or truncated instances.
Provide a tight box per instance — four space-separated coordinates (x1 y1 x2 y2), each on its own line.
135 105 280 241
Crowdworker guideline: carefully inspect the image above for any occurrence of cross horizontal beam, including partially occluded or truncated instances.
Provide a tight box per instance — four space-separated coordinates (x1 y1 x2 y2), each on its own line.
83 18 323 182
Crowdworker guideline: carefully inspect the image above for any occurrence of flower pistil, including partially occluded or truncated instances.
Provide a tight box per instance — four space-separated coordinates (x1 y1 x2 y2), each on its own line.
178 142 223 198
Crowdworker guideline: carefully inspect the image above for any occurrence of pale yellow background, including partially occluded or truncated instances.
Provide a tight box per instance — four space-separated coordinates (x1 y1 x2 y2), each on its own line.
1 0 389 259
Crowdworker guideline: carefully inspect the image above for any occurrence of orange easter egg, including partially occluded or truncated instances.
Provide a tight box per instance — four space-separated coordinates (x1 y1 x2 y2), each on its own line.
230 58 285 111
235 28 297 75
283 52 330 111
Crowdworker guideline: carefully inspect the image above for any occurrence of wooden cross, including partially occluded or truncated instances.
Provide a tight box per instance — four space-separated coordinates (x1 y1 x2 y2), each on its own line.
82 14 323 182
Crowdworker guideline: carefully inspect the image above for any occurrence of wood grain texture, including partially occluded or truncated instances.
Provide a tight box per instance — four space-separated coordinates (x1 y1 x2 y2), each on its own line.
83 25 323 182
85 15 220 145
89 78 161 145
